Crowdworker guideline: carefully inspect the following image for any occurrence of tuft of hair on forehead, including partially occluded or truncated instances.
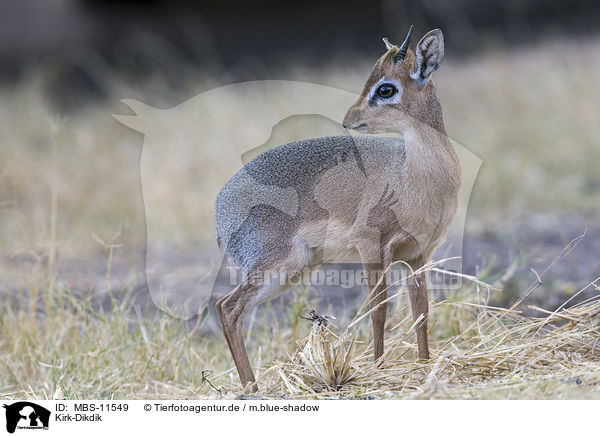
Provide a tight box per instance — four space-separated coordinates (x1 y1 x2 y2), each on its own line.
360 49 415 98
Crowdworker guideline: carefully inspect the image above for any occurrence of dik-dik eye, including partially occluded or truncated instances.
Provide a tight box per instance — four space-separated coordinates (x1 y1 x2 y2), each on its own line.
377 84 397 98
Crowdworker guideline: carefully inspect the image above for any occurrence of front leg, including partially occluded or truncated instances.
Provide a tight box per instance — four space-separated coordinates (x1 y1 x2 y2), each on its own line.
363 261 387 363
356 234 388 363
407 266 430 360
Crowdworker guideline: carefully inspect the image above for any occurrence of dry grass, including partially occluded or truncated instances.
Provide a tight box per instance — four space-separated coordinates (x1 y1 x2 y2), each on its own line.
2 255 599 400
262 240 600 399
265 280 600 399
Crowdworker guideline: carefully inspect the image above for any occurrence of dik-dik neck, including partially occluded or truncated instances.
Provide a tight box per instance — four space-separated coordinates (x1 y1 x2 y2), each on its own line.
397 84 458 174
401 117 461 195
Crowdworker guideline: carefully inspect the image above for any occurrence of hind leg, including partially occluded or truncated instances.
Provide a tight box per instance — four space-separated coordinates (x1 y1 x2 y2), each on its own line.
216 272 294 392
216 282 259 392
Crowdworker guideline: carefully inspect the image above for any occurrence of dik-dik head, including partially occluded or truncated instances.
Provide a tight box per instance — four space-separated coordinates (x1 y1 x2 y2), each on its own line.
343 26 446 134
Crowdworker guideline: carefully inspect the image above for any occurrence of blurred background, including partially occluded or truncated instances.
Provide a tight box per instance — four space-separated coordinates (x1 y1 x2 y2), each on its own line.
0 0 599 315
1 0 599 106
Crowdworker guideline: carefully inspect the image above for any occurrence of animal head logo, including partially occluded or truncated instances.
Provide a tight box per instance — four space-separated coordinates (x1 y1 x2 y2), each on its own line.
114 80 481 321
3 402 50 433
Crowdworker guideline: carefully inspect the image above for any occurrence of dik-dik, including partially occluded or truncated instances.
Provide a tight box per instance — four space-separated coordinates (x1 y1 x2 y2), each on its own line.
215 27 461 392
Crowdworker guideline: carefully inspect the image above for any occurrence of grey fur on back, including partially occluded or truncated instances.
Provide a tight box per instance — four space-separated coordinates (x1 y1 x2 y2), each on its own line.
215 135 406 273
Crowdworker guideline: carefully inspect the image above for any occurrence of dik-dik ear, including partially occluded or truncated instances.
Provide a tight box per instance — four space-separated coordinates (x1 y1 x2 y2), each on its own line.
410 29 444 88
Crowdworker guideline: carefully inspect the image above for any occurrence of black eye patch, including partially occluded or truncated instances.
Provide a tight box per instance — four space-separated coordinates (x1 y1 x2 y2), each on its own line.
368 83 398 107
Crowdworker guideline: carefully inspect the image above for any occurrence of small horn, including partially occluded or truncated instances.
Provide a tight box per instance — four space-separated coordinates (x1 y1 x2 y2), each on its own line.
394 25 413 62
382 37 393 50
